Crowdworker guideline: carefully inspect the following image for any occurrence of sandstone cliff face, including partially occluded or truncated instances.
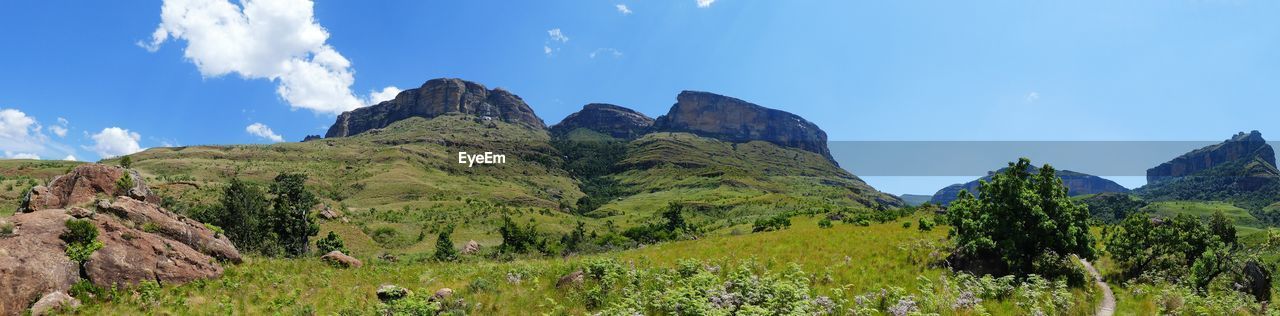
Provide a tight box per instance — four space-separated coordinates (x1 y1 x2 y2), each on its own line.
551 103 655 139
929 167 1129 206
326 78 545 138
2 164 239 314
652 91 833 161
1147 131 1276 184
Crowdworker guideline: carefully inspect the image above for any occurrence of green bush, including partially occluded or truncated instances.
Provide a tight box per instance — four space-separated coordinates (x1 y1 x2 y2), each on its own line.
0 220 14 236
315 231 346 254
434 226 458 262
119 155 133 169
115 173 134 194
752 214 791 232
63 219 102 262
817 218 833 229
267 173 320 257
917 217 935 231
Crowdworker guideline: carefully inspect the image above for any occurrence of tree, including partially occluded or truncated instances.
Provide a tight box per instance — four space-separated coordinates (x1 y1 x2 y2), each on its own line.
316 231 346 254
213 177 270 251
561 221 588 255
1208 210 1237 248
119 155 133 169
947 158 1097 276
434 225 458 262
267 173 319 257
498 217 543 254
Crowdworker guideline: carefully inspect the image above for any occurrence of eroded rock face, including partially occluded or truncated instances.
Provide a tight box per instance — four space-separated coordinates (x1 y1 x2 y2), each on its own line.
97 198 241 263
653 91 833 161
0 210 79 316
1147 131 1276 184
326 78 545 138
84 214 225 288
551 103 655 139
29 291 79 316
19 164 158 212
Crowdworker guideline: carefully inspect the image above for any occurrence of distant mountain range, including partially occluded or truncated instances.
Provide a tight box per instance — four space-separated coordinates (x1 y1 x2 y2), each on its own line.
928 166 1130 206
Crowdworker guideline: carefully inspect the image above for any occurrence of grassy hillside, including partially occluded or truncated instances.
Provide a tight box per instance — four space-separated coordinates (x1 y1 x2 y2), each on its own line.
73 216 1100 315
0 159 83 216
1142 200 1265 234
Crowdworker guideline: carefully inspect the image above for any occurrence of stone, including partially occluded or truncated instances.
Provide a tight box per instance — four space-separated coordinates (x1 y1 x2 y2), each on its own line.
326 78 545 138
96 197 241 263
301 135 322 142
1244 260 1272 303
377 284 410 302
29 291 80 316
317 204 342 220
652 91 834 161
19 164 159 213
550 103 655 139
322 251 362 268
556 270 585 288
83 214 225 288
0 210 79 315
433 288 454 300
461 240 481 255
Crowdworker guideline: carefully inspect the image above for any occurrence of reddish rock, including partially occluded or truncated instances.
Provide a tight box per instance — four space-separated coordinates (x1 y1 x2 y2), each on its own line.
97 198 241 263
433 288 454 300
0 210 79 316
551 103 655 139
321 251 362 268
653 91 833 161
19 164 158 213
29 291 80 316
318 204 342 220
1147 131 1276 184
83 215 224 288
461 240 481 255
557 270 585 288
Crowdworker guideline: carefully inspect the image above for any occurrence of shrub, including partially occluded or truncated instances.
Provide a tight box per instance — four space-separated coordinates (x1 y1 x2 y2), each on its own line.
498 217 545 254
267 173 320 257
209 177 270 252
917 217 936 231
752 214 791 232
316 231 346 254
818 218 833 229
0 220 14 236
902 221 913 229
115 173 134 194
434 226 458 262
119 155 133 169
63 219 102 262
369 227 401 247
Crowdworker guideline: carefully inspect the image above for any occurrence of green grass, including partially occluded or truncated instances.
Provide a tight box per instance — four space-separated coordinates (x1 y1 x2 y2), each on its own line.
0 159 83 216
73 217 1100 315
1142 200 1264 232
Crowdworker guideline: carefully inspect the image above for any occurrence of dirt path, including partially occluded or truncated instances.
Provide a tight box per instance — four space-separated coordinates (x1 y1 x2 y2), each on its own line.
1080 258 1115 316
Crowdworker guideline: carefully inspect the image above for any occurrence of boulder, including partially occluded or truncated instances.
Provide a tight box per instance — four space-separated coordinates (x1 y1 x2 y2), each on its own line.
550 103 655 139
0 210 79 316
652 91 834 161
19 164 158 213
317 204 342 220
433 288 454 301
97 197 241 263
322 251 362 268
461 240 481 255
326 78 546 138
29 291 80 316
83 214 224 288
1244 260 1272 303
557 270 585 288
377 284 410 302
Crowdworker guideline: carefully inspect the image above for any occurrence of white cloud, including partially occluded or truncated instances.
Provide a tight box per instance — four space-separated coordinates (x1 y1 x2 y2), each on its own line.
544 45 553 56
547 28 569 43
364 86 401 105
89 127 144 159
246 122 285 142
63 155 78 161
697 0 715 8
49 117 68 137
589 48 623 59
145 0 393 114
0 108 49 154
3 152 40 160
616 4 632 15
1025 92 1040 103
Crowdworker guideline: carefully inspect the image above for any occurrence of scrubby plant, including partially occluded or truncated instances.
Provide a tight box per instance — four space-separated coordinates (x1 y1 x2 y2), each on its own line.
752 214 791 232
917 217 936 231
118 155 133 169
0 220 14 237
434 225 458 262
63 219 103 263
315 231 346 254
115 173 134 194
818 218 833 229
497 216 545 255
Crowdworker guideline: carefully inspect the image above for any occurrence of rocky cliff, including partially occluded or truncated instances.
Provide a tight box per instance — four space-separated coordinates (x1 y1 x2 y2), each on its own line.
325 78 545 138
1147 131 1276 184
551 103 655 139
929 167 1129 206
652 91 833 161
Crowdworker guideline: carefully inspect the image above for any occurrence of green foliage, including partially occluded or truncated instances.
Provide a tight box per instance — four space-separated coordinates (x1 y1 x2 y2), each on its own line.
115 173 134 194
0 220 13 236
1106 212 1239 291
267 173 320 257
206 177 271 253
559 221 588 255
623 203 699 243
1208 210 1237 248
1080 192 1148 224
817 218 833 229
63 219 102 262
947 158 1097 277
119 155 133 169
203 223 224 236
552 133 629 215
434 225 458 262
917 217 936 231
315 231 346 254
497 217 545 255
752 213 791 232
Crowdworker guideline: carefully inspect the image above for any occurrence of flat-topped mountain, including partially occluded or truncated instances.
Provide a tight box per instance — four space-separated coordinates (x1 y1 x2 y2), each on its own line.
551 103 654 139
652 91 834 161
930 167 1129 206
1147 130 1275 184
325 78 545 138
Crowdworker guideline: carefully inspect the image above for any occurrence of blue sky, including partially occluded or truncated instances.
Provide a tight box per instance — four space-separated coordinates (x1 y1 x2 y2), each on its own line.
1 1 1278 195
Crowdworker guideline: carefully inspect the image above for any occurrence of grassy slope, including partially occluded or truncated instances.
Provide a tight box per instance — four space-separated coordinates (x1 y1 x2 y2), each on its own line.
76 216 1097 315
1142 200 1265 235
0 159 83 216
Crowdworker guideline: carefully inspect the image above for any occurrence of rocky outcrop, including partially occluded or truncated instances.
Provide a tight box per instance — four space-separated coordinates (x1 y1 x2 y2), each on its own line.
1147 131 1276 184
929 167 1129 206
29 292 79 316
326 78 545 138
321 251 362 268
19 164 158 212
551 103 654 139
652 91 833 161
2 164 239 314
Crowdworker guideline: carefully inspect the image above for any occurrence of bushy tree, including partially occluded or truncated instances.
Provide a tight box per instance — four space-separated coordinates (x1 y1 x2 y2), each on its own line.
211 178 270 251
1107 212 1238 292
434 225 458 262
267 173 320 257
316 231 346 254
498 217 544 254
119 155 133 169
947 158 1096 277
1208 210 1237 248
560 221 588 255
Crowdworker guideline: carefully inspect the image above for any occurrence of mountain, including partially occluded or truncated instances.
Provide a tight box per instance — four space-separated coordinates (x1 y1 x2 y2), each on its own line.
929 167 1129 206
1146 130 1276 185
652 91 834 162
550 103 654 139
899 194 933 206
1136 131 1280 221
325 78 545 138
